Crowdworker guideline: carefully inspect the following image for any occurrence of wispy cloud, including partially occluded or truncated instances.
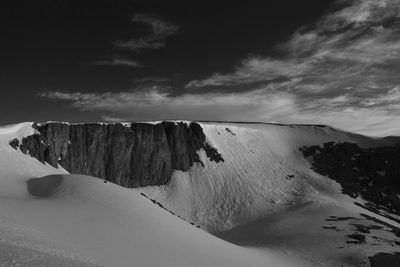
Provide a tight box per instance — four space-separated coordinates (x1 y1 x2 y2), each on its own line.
183 0 400 135
132 76 170 84
92 13 179 67
39 0 400 136
39 87 400 136
115 13 180 51
188 0 400 92
93 57 142 67
39 88 294 122
101 115 126 123
186 57 309 88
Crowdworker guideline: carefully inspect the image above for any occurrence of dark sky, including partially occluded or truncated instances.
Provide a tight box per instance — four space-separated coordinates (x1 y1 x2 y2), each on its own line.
1 0 400 136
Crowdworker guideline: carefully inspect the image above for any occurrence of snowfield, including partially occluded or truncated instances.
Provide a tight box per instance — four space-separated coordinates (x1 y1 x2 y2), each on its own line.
142 122 400 266
142 122 398 230
0 122 399 266
0 123 303 267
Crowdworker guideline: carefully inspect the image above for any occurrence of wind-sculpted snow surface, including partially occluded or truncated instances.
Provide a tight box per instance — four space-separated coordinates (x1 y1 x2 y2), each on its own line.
0 123 304 267
142 122 400 231
2 121 400 266
140 122 400 266
27 175 63 198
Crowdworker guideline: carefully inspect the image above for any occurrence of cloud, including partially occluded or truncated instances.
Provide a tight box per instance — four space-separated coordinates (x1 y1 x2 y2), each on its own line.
133 76 170 84
183 0 400 135
188 0 400 92
115 13 180 51
39 89 295 122
39 0 400 137
186 57 310 88
93 57 142 67
39 87 400 136
101 115 126 123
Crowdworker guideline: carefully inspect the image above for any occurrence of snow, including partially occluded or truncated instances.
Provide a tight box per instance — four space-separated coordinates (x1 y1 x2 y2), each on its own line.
143 122 395 232
0 122 37 142
217 199 400 267
0 123 301 267
141 122 400 266
1 121 399 267
0 174 304 267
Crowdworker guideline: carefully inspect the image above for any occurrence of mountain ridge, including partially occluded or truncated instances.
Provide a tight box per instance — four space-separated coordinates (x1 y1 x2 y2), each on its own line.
9 121 224 187
2 121 400 266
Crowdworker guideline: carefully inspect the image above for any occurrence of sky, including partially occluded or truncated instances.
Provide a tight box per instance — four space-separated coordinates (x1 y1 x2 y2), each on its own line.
1 0 400 136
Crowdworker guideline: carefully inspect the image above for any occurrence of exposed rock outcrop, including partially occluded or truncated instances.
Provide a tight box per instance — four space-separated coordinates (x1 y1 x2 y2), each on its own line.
10 121 224 187
369 252 400 267
300 142 400 214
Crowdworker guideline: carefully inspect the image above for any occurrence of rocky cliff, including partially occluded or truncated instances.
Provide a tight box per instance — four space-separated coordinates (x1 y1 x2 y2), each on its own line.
301 142 400 215
9 121 223 187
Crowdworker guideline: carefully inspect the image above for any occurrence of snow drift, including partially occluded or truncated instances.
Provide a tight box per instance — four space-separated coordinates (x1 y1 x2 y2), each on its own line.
0 122 301 267
1 121 400 267
142 122 399 231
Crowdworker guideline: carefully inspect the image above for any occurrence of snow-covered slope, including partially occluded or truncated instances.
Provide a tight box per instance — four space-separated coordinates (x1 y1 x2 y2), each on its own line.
1 122 399 267
0 122 302 267
140 122 400 266
142 122 398 231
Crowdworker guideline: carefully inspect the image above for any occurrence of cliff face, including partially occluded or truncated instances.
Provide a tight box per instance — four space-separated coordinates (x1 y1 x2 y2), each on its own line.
10 121 223 187
300 142 400 215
